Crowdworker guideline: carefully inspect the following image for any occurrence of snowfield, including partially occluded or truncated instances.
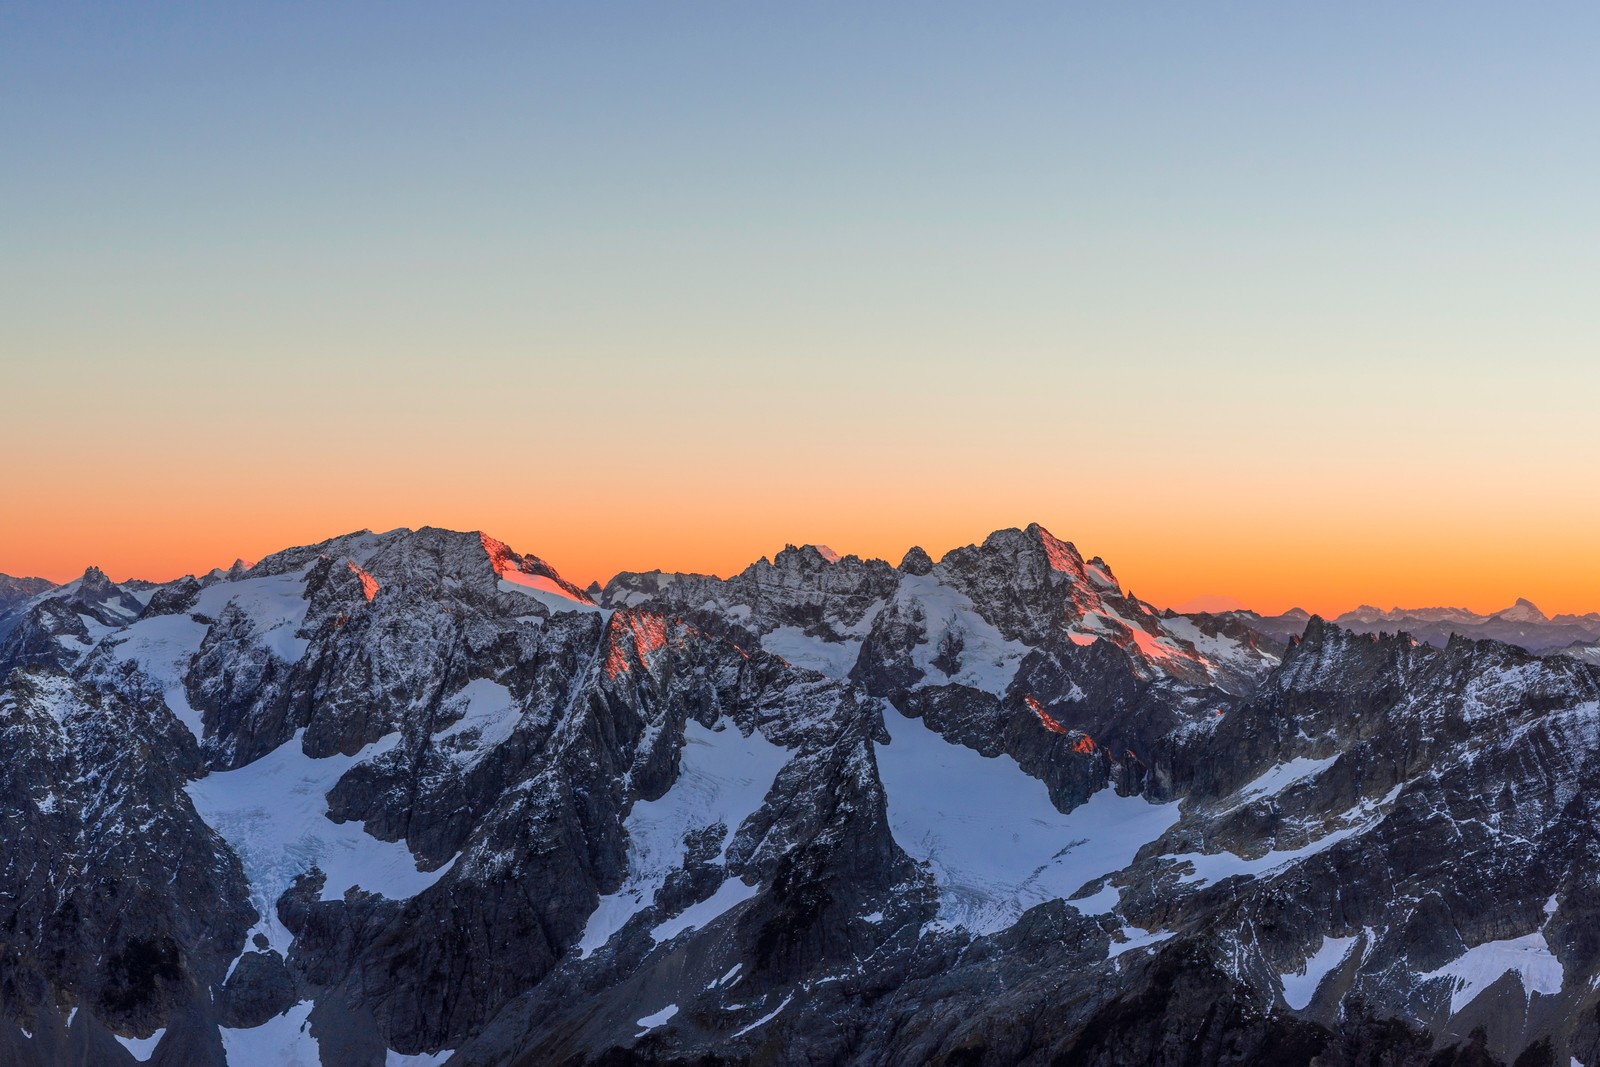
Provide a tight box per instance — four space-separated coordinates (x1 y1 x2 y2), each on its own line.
896 574 1033 696
876 708 1178 934
1280 934 1360 1010
186 730 452 954
1425 918 1564 1013
578 719 791 958
191 570 315 664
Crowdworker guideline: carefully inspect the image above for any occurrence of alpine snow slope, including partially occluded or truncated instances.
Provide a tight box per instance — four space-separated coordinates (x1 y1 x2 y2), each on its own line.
2 523 1599 1066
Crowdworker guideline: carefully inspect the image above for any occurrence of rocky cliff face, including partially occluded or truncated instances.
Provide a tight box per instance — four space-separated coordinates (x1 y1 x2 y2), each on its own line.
1 525 1595 1066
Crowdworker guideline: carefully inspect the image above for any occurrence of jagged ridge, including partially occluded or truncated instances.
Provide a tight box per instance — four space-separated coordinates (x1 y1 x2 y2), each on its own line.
0 526 1596 1067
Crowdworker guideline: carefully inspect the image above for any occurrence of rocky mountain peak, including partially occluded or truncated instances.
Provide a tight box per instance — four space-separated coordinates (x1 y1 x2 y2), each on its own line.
0 574 55 622
1024 521 1087 576
478 531 520 577
1286 613 1327 647
1329 594 1592 653
79 565 114 590
69 566 144 616
1276 613 1431 690
1341 604 1388 624
940 524 1087 599
0 573 54 597
897 545 933 576
7 523 1598 1065
1495 596 1547 623
771 543 844 570
386 528 595 604
1084 555 1121 592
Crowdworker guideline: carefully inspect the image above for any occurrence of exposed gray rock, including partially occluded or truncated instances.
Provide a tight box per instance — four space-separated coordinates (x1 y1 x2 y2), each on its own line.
3 524 1595 1067
897 546 933 576
217 951 297 1029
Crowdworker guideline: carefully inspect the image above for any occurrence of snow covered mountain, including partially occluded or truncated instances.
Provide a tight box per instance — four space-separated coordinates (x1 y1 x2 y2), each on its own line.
1330 598 1600 653
0 573 55 616
2 525 1598 1066
601 523 1281 699
1193 598 1600 659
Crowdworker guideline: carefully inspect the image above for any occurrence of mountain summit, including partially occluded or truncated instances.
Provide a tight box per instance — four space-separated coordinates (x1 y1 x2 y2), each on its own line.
0 525 1594 1066
1494 596 1547 623
1325 595 1597 654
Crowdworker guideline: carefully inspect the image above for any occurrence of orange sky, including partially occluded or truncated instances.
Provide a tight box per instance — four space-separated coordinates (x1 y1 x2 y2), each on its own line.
5 313 1598 617
5 432 1599 618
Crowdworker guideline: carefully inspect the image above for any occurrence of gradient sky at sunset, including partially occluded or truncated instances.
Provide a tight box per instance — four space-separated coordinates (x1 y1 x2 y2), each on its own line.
5 3 1600 615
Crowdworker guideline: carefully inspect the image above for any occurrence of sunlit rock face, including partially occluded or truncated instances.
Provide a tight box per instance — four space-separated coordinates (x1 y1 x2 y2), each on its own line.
2 526 1597 1066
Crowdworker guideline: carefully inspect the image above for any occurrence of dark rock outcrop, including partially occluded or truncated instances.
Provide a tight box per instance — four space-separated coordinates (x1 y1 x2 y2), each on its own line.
4 524 1597 1066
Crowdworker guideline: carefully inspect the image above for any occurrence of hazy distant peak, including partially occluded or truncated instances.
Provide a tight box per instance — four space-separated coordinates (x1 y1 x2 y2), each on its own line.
1494 597 1546 623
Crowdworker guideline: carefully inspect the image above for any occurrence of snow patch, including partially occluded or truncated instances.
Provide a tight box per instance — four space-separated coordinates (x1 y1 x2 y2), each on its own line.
1234 756 1339 805
103 613 211 739
877 709 1179 935
192 571 315 663
1425 930 1564 1013
186 731 451 954
433 679 521 767
1172 788 1399 888
388 1051 455 1066
1108 926 1174 959
651 876 758 943
220 1002 319 1067
1070 882 1122 916
114 1028 165 1061
78 614 117 646
499 573 605 614
636 1004 678 1036
760 626 861 678
1281 935 1359 1009
1164 615 1280 676
1084 562 1119 591
732 994 792 1038
896 574 1033 697
578 720 790 958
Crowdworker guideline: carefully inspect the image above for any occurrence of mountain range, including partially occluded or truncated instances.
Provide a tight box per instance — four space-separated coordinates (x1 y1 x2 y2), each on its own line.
2 523 1598 1066
1199 600 1600 667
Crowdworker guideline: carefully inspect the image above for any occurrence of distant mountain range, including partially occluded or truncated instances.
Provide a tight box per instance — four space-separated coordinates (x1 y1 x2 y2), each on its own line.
1196 598 1600 665
14 569 1595 662
0 573 54 616
3 527 1600 1065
